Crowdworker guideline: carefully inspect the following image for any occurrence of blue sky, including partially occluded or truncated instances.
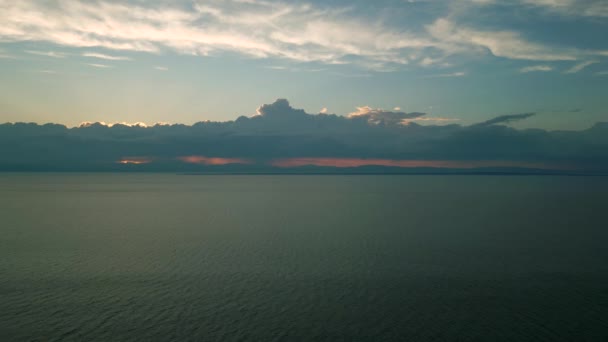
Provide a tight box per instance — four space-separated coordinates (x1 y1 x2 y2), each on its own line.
0 0 607 129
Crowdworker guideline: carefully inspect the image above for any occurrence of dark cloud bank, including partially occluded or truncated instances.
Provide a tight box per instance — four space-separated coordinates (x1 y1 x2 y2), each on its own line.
1 99 607 174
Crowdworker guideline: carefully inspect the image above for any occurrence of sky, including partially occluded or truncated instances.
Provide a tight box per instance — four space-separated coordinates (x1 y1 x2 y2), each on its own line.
0 0 607 130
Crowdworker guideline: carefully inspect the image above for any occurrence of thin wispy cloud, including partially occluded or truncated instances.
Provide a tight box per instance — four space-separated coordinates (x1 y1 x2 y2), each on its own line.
419 57 452 68
565 61 598 74
519 65 553 73
32 70 58 74
427 71 466 78
473 0 608 18
154 66 168 71
520 0 608 18
86 63 112 68
330 72 373 78
0 0 425 69
596 71 608 76
426 18 579 62
264 66 289 70
82 52 131 61
1 0 605 71
25 50 66 58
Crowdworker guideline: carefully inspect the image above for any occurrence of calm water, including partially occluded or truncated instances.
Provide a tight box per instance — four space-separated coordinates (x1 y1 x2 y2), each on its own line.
1 174 608 341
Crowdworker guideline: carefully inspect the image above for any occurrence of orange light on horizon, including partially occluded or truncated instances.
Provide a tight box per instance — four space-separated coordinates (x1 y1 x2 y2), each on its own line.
270 157 570 170
178 156 252 165
117 157 152 165
117 155 575 170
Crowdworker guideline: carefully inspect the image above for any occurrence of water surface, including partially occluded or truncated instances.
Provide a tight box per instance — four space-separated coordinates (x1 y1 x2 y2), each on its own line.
1 174 608 341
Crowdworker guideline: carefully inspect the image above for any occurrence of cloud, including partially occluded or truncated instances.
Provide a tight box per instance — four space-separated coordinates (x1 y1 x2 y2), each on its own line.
32 70 58 74
407 117 460 123
265 66 288 70
470 0 497 4
86 63 112 68
596 71 608 76
565 61 598 74
319 107 328 114
473 112 536 126
426 18 578 61
427 71 466 77
473 0 608 18
78 121 148 128
82 52 132 61
520 0 608 18
25 50 66 58
0 0 426 69
256 98 305 117
519 65 553 73
0 49 15 59
154 66 169 71
348 106 426 125
419 57 447 67
1 0 604 71
0 100 606 172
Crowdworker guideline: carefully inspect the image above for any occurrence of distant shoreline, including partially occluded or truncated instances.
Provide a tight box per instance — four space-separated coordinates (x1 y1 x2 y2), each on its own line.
1 170 606 176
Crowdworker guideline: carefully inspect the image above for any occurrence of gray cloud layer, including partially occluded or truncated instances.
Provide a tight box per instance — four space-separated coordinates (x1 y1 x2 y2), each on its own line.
474 113 536 127
1 99 607 172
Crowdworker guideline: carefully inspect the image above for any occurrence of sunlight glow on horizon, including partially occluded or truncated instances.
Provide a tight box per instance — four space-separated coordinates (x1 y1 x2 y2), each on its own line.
178 156 253 165
114 155 575 171
117 157 152 165
270 158 572 170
